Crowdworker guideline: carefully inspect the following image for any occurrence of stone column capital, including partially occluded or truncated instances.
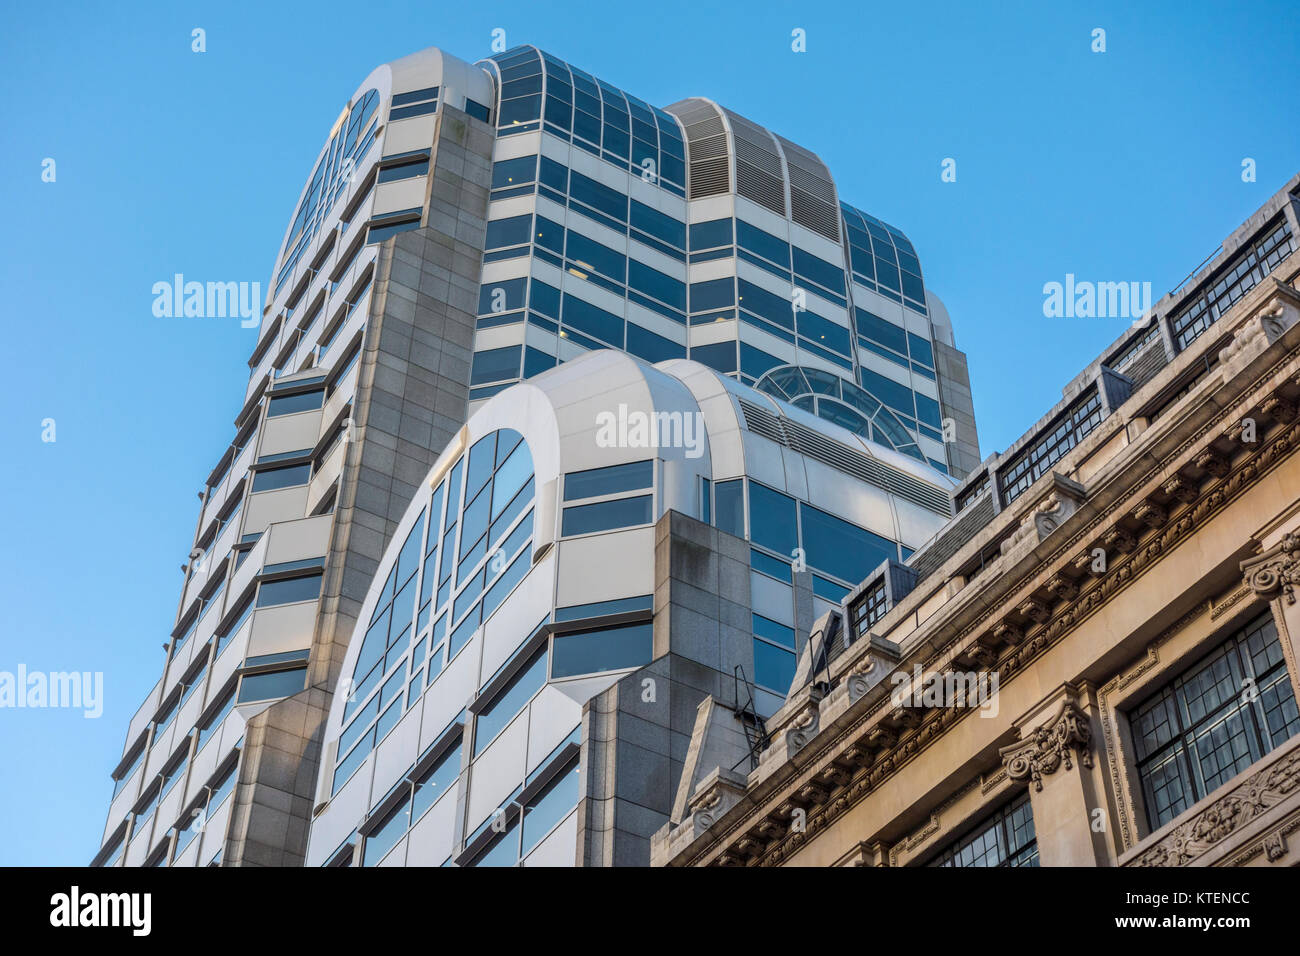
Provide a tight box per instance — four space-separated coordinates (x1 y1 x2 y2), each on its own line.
1241 533 1300 606
999 698 1094 792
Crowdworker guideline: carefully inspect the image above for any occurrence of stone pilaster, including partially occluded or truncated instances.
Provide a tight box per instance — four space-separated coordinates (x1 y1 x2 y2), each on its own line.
1241 529 1300 705
999 684 1110 866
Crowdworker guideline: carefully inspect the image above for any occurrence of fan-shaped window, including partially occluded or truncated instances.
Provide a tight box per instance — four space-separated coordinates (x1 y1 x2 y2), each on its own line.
754 365 925 461
279 89 381 280
332 429 535 795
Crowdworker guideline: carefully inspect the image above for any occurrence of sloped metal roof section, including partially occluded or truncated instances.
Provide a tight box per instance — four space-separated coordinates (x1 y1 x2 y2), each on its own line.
774 133 841 242
720 107 787 218
664 98 730 199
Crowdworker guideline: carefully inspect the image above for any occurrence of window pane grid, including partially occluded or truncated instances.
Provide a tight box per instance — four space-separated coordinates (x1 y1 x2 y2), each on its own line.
928 792 1038 868
1131 612 1298 830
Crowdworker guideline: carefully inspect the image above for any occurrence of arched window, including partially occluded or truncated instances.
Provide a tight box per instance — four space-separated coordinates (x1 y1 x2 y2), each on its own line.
754 365 926 461
332 429 535 794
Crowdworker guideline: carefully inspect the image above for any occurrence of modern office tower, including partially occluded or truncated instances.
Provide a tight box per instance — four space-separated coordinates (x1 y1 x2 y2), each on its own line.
653 177 1300 869
94 42 978 868
304 349 958 867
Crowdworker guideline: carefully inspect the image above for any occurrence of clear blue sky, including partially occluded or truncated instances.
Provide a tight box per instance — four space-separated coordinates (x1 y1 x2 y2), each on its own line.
1 0 1296 866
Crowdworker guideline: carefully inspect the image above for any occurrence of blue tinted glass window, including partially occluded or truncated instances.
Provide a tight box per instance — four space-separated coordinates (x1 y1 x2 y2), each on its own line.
626 323 684 363
238 665 307 703
562 295 623 346
792 246 845 295
267 390 325 417
797 311 851 355
736 220 790 267
748 482 797 556
491 156 536 189
522 757 580 852
753 613 796 649
361 793 410 866
564 460 653 500
257 573 322 607
486 214 532 250
690 278 735 312
915 393 942 429
690 219 732 250
413 739 462 820
367 218 420 244
754 640 795 692
534 215 563 254
908 332 934 367
738 278 794 330
627 259 686 310
799 503 896 584
478 277 527 314
552 622 653 678
467 430 499 494
715 479 744 537
530 278 560 317
630 201 686 249
377 159 429 183
692 341 737 374
751 548 791 581
251 463 311 492
857 309 907 354
471 346 521 386
523 347 556 378
740 343 781 380
859 368 916 418
475 646 548 754
498 96 541 128
561 496 652 535
540 157 567 190
566 231 626 282
569 171 628 222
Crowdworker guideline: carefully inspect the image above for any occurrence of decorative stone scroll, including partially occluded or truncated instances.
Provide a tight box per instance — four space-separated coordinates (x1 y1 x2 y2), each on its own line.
1000 700 1093 792
1241 533 1300 606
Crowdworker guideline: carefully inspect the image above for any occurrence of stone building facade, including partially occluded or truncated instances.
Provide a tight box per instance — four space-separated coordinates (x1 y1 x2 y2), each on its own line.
653 175 1300 868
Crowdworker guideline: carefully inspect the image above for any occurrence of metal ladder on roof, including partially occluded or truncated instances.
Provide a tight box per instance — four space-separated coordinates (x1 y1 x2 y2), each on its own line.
732 665 768 772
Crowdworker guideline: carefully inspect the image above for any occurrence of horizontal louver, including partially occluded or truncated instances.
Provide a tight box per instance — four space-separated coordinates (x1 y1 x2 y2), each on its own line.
738 399 953 516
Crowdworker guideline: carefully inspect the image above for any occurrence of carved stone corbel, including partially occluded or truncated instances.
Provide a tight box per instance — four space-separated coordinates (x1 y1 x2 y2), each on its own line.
1104 526 1138 554
1134 501 1168 530
1195 448 1231 479
784 702 820 753
1217 287 1300 380
1047 576 1079 602
1019 598 1050 625
686 768 748 838
1000 474 1087 560
1262 395 1298 424
1162 474 1198 505
994 622 1025 646
999 700 1093 792
1240 533 1300 606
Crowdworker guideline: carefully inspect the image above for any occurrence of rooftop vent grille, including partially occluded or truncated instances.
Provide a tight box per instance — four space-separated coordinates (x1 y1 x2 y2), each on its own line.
666 99 730 199
738 399 953 516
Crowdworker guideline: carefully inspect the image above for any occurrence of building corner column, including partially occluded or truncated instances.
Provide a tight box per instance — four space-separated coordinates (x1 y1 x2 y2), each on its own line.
1240 529 1300 703
999 682 1110 866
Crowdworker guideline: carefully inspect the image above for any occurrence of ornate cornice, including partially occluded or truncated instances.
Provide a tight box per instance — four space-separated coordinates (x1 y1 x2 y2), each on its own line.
1000 701 1093 792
